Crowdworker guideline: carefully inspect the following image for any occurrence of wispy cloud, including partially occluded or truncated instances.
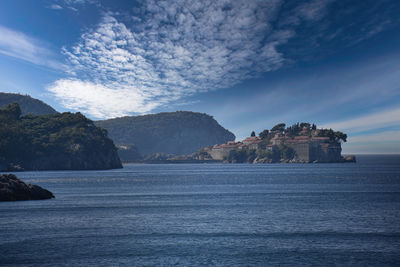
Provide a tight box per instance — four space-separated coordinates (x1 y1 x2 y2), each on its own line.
280 0 334 26
49 0 99 12
48 0 337 118
343 130 400 154
0 25 64 70
48 4 63 10
320 108 400 133
348 131 400 143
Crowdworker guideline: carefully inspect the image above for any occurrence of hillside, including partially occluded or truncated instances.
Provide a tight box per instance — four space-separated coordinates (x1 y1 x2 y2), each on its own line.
0 92 57 115
95 111 235 158
0 103 122 171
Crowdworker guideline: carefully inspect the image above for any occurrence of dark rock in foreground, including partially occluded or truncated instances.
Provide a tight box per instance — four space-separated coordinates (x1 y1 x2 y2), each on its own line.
0 174 54 201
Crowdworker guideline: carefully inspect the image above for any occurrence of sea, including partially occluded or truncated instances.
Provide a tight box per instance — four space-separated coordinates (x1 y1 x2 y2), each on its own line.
1 155 400 266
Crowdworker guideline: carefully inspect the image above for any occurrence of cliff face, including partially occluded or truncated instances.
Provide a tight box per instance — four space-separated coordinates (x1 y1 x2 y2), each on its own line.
285 141 343 163
0 103 122 171
0 92 57 115
95 111 235 159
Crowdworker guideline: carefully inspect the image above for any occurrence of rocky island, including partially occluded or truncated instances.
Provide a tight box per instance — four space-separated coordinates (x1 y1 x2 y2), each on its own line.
178 122 356 163
0 174 54 201
0 103 122 171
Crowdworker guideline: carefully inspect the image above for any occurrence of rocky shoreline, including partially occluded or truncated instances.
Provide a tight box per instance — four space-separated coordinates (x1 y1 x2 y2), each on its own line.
0 174 54 201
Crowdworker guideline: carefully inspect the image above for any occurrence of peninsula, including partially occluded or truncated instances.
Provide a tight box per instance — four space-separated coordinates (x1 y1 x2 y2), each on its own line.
0 103 122 171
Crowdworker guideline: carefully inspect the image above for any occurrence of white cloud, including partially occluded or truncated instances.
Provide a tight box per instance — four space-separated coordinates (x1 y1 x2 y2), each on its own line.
48 0 337 118
47 79 164 118
320 108 400 133
49 4 63 10
49 0 99 11
0 25 64 70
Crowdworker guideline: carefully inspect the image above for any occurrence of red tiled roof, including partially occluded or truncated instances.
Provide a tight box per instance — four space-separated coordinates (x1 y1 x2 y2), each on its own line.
294 136 310 139
243 136 261 142
285 139 309 143
220 144 240 148
272 136 286 140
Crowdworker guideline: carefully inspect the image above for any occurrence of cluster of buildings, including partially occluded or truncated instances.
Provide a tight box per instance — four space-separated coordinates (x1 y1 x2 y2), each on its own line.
202 129 343 163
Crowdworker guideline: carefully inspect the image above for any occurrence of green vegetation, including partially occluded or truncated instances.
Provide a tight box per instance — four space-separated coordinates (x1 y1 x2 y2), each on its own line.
230 149 257 163
317 128 347 142
95 111 235 158
278 144 295 160
258 122 347 143
0 92 57 115
259 129 269 139
0 103 121 171
271 123 286 132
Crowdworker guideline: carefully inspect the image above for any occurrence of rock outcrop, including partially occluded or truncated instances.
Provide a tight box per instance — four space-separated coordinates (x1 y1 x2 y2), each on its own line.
343 155 356 163
0 174 54 201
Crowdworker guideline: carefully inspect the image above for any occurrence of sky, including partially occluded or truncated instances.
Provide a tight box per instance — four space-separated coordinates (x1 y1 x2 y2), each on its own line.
0 0 399 154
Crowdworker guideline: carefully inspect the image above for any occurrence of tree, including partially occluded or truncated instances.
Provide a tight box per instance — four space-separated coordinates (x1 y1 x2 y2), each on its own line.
334 131 347 142
259 129 269 139
251 131 256 137
300 122 310 129
0 102 21 120
271 123 286 132
278 144 295 160
312 123 317 130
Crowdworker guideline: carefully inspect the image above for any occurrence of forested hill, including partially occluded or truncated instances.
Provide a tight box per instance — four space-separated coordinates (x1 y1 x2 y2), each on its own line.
0 92 57 115
0 103 122 171
95 111 235 157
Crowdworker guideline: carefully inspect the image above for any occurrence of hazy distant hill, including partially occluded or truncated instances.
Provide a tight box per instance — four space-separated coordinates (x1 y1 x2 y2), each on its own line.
0 92 57 115
95 111 235 158
0 103 122 171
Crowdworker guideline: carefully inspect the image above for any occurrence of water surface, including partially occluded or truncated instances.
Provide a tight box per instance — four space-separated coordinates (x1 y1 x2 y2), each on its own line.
1 155 400 266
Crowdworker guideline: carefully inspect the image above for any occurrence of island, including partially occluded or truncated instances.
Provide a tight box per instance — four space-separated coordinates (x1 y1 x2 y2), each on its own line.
172 122 356 163
0 174 54 201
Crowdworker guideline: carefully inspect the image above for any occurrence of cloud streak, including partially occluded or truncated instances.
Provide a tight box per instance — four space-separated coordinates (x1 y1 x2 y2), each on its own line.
320 108 400 133
0 25 64 70
348 131 400 143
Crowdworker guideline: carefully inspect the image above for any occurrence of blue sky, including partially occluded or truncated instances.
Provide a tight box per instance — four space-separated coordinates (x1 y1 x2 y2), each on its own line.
0 0 399 154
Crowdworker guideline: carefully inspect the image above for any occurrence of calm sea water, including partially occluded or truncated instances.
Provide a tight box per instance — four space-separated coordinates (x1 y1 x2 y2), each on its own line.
1 155 400 266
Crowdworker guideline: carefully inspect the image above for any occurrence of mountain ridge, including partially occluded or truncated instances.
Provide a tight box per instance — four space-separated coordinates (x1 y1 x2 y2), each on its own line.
95 111 235 159
0 92 57 115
